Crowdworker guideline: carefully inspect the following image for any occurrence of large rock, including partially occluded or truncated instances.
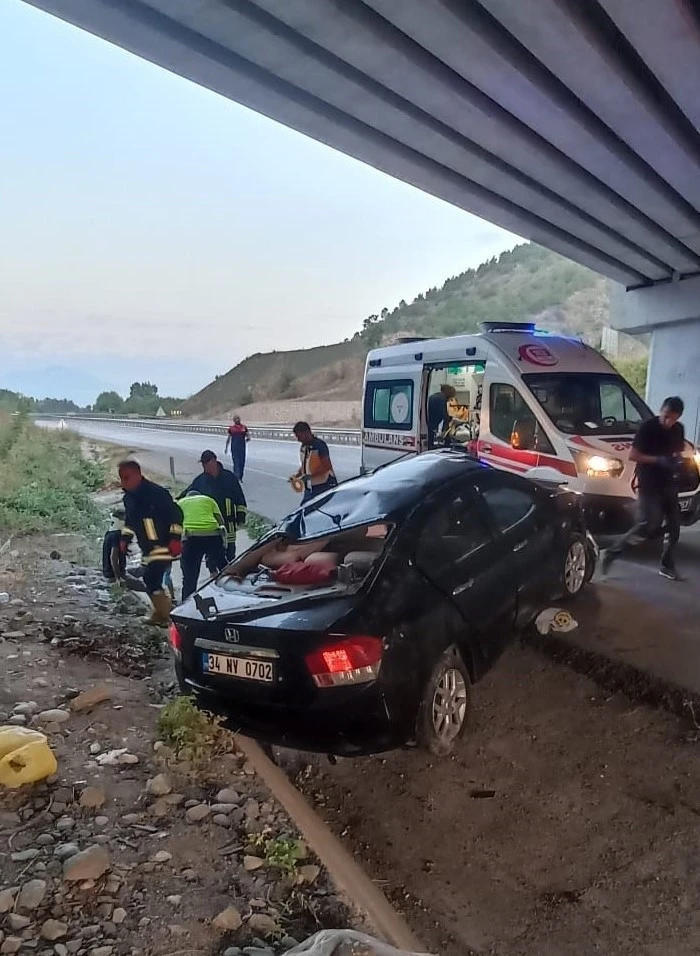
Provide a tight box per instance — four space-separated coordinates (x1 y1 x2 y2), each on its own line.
69 686 111 713
79 787 106 809
216 788 241 805
36 709 70 725
212 906 242 933
247 914 280 937
63 845 110 882
0 888 17 913
145 774 172 797
16 879 47 911
185 804 210 824
41 920 68 941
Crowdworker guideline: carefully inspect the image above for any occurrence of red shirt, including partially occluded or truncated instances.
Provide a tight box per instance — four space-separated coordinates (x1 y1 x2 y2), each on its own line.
227 423 249 446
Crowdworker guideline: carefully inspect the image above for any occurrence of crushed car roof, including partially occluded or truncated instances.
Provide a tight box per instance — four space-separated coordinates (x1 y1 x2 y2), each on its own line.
277 450 487 540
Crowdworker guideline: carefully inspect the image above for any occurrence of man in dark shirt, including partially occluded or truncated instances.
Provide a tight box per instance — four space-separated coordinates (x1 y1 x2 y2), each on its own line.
427 385 456 448
603 396 686 580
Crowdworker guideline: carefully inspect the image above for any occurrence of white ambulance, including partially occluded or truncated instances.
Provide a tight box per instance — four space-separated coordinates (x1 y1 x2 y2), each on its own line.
361 323 700 533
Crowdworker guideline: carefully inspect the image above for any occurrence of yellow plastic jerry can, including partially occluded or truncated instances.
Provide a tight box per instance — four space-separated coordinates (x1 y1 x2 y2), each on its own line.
0 726 58 788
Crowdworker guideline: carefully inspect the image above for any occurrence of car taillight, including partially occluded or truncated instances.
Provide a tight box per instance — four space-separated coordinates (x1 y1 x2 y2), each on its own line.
306 635 383 688
168 622 182 654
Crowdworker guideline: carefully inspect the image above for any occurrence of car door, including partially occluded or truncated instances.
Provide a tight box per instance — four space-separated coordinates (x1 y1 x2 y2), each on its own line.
412 483 518 674
473 470 558 626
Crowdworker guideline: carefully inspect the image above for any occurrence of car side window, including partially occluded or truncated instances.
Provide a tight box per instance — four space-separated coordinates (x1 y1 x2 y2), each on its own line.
480 483 537 533
415 491 492 573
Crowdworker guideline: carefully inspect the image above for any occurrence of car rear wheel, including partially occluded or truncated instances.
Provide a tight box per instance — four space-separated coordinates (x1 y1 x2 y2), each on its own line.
415 646 471 757
559 533 589 599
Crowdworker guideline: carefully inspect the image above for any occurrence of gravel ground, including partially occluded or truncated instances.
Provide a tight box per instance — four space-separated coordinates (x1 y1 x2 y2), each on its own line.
0 534 354 956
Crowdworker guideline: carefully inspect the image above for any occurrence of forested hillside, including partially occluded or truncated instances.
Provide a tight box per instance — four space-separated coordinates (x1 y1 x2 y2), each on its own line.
184 242 644 418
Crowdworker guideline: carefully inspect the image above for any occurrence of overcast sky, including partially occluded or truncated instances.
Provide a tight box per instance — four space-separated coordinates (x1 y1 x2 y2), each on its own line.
1 0 517 401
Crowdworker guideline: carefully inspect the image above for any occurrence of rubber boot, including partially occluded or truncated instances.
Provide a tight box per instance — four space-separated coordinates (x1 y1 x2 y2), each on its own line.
144 590 172 626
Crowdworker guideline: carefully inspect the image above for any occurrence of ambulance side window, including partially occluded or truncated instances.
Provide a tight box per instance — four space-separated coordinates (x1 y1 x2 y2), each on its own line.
364 380 414 431
489 384 554 454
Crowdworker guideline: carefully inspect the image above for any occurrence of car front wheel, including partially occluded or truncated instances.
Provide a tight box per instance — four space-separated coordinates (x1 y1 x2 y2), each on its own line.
559 533 589 599
415 645 472 757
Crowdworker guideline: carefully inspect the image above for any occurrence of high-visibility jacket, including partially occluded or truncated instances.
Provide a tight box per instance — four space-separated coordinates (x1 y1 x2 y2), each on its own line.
179 494 224 536
181 465 247 548
299 436 335 489
121 479 183 564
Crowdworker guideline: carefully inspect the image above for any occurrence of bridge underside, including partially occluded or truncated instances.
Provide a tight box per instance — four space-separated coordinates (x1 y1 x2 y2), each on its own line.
24 0 700 289
23 0 700 436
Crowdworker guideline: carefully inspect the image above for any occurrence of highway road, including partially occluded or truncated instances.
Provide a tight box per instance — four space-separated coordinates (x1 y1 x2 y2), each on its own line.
38 419 361 522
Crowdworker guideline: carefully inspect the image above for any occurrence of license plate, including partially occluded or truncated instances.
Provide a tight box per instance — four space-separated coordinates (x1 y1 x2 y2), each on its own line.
202 653 275 683
680 498 692 513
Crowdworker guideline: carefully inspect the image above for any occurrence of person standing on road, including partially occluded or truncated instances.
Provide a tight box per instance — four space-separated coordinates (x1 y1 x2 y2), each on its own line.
602 396 686 581
178 491 228 600
290 421 337 503
225 415 250 481
180 451 247 563
118 461 183 624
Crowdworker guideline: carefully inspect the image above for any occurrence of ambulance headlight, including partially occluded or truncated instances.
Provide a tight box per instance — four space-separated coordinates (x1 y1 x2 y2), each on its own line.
585 455 624 478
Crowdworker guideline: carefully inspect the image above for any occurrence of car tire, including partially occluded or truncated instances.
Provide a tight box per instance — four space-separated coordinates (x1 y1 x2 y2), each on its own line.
557 532 590 600
415 645 472 757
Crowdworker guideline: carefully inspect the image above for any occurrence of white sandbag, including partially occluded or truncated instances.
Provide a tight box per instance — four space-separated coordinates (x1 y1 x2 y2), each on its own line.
287 929 432 956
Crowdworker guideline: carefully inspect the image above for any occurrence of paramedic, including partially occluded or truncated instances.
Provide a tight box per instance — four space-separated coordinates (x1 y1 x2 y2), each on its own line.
602 396 686 581
180 451 247 563
118 461 183 624
178 491 228 600
427 385 456 448
291 422 337 503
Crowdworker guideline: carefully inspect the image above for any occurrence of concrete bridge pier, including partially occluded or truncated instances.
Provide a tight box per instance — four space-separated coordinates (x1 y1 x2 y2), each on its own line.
612 276 700 445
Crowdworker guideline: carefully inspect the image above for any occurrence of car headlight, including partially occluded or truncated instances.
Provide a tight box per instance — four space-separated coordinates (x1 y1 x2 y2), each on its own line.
585 455 624 478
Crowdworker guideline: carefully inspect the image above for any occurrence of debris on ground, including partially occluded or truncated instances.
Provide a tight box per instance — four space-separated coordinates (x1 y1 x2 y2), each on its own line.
1 533 357 956
534 607 578 635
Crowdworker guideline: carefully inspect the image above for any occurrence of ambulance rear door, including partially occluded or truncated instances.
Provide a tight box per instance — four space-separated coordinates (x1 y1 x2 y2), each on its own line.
361 365 421 473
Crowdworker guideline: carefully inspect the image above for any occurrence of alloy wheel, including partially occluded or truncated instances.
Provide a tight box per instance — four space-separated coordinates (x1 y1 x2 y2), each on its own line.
564 539 587 595
432 667 468 744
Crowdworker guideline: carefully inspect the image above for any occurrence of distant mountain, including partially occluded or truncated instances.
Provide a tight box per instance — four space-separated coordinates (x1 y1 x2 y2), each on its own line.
184 242 645 421
1 366 115 406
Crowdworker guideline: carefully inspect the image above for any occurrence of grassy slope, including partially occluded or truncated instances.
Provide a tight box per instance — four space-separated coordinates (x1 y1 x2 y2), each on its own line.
184 243 645 418
0 415 106 535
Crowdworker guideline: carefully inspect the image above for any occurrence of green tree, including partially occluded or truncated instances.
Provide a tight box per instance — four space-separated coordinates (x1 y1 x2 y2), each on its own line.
129 381 158 399
613 356 648 397
94 390 124 413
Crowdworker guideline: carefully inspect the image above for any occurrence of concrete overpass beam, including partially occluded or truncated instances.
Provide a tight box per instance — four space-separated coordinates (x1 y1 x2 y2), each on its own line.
612 275 700 443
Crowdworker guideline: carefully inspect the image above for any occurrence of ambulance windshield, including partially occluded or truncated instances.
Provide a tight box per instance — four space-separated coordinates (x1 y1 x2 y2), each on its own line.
522 372 652 436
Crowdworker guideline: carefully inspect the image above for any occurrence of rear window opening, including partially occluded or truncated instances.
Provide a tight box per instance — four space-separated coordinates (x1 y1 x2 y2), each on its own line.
216 523 393 598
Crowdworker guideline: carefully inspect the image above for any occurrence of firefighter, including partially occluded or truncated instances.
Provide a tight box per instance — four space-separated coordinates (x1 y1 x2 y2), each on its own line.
118 460 183 624
180 451 247 563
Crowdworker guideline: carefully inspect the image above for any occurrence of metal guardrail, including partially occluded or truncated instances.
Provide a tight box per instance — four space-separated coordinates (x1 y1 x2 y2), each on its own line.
33 414 361 446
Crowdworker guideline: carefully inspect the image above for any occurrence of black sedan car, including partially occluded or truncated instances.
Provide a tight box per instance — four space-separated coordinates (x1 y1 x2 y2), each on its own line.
169 451 596 757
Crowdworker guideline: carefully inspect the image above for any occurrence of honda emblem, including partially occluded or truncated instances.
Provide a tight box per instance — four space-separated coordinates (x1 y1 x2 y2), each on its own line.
224 627 240 644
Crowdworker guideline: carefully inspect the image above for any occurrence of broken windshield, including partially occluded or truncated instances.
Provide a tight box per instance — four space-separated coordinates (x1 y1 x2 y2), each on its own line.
522 372 651 436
